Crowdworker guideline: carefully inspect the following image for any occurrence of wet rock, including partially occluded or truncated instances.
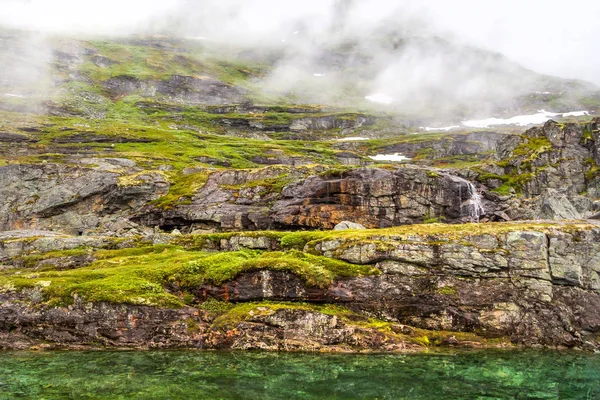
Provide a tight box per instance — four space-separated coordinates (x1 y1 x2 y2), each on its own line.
0 299 207 350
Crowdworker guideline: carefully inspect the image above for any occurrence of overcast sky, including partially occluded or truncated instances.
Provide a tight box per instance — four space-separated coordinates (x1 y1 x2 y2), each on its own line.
1 0 599 85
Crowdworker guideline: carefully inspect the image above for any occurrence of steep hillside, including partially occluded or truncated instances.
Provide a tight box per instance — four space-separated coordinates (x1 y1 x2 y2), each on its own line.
1 29 599 352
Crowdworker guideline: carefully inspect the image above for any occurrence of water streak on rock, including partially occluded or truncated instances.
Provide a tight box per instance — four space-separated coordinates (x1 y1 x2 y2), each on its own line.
449 175 485 222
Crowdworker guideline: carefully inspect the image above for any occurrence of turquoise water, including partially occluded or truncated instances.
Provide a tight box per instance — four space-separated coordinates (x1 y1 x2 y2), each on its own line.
0 350 599 399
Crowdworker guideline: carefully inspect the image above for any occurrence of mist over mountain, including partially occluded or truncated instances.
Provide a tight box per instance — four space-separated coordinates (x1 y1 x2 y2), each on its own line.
2 0 599 80
0 0 599 120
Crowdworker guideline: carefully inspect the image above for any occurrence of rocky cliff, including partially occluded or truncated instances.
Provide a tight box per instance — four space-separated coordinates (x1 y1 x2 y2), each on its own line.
2 119 597 236
1 222 599 351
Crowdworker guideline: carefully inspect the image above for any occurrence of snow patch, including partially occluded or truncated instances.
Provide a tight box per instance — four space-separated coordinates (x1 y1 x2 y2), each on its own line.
186 36 208 40
337 137 369 141
4 93 25 98
313 73 326 77
419 125 460 132
562 111 589 117
369 153 411 162
463 110 589 128
365 93 393 104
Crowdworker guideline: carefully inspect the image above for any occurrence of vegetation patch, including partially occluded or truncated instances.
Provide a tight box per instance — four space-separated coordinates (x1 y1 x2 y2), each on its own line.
208 301 510 347
152 171 210 208
584 157 600 181
0 246 378 307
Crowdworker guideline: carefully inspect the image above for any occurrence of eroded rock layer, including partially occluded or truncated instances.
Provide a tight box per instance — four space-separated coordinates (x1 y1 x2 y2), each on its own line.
1 223 599 351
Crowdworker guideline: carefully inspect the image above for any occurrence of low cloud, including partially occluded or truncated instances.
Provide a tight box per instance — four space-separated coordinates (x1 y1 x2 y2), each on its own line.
1 0 598 115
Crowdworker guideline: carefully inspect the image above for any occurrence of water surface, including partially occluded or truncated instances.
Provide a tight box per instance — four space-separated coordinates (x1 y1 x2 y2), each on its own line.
1 350 599 399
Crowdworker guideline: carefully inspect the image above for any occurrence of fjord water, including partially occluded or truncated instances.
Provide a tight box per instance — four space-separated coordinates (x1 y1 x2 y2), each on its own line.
1 350 599 399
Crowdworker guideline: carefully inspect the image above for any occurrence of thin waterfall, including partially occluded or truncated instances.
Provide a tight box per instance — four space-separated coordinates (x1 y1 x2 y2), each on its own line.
447 175 485 222
463 180 485 222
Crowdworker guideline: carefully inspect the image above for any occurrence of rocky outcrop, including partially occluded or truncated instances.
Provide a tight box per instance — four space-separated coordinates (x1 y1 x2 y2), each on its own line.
102 75 248 105
215 113 376 136
478 118 600 220
270 168 493 228
0 162 168 235
350 131 510 161
0 223 599 351
0 296 416 352
3 121 598 236
179 223 600 349
135 166 498 232
333 221 366 230
0 297 209 350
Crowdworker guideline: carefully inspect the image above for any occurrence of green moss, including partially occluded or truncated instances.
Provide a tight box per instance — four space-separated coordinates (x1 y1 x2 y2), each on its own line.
184 221 594 251
279 232 325 250
174 249 378 288
262 112 294 125
582 125 595 142
433 155 487 169
475 165 535 195
512 136 552 159
117 170 168 187
17 248 94 269
414 148 436 160
318 167 353 179
0 246 379 307
152 171 210 209
211 301 371 330
410 327 510 347
584 157 600 181
437 286 458 296
199 298 236 317
413 335 430 346
423 208 445 224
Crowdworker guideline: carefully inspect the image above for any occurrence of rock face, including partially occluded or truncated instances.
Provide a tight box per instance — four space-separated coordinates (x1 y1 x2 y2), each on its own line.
2 32 600 354
0 162 168 235
1 119 596 237
0 298 209 350
1 224 599 351
1 120 597 237
357 131 509 161
271 168 491 228
191 225 600 350
217 114 375 134
479 118 600 220
0 295 412 352
135 166 496 232
102 75 248 105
